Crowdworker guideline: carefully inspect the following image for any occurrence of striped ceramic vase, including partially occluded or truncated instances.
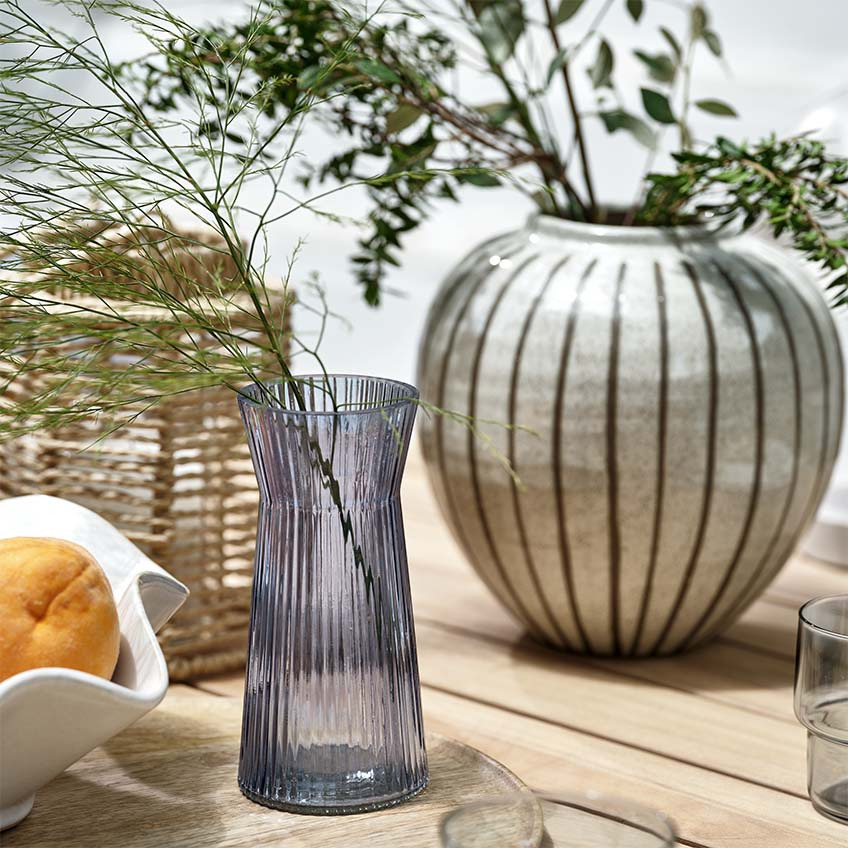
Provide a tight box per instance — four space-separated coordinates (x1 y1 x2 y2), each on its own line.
417 214 844 656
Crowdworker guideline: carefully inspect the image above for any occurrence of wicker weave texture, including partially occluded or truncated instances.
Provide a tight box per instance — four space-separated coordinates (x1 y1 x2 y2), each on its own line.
0 223 288 679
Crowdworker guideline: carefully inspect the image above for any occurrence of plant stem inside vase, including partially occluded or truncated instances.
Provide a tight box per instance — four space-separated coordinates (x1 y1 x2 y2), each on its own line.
237 375 428 814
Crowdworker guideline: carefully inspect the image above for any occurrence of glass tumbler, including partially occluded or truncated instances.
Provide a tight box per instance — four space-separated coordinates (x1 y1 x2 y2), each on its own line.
237 375 428 814
794 595 848 823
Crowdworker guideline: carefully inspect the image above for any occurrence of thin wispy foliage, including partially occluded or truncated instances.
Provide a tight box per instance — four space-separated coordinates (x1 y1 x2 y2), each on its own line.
0 0 421 632
0 2 528 621
0 0 328 436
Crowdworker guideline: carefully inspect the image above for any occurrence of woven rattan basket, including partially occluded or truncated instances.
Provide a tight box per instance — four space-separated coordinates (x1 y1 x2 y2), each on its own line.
0 222 288 679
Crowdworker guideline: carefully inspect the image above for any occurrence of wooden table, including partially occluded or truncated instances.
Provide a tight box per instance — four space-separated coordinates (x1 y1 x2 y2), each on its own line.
9 449 848 847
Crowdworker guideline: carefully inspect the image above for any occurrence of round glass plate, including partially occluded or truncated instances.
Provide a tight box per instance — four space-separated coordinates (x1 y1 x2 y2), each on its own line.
441 790 675 847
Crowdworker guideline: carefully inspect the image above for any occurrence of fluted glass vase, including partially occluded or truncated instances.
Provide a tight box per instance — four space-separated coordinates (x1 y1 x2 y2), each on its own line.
237 375 428 814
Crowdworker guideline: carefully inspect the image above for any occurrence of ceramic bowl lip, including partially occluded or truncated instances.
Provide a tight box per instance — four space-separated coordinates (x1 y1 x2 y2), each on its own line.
0 570 171 705
799 594 848 640
529 211 733 245
0 494 187 705
237 373 420 418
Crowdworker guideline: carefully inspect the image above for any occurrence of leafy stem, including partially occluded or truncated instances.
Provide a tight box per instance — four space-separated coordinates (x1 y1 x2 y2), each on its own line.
640 136 848 306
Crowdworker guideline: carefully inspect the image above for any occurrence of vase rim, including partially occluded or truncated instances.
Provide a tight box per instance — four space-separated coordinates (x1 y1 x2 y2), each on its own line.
237 374 420 417
528 212 732 244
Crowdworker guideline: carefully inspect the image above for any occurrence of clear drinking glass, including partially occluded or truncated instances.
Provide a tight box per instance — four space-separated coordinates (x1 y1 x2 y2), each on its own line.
794 595 848 823
441 790 676 847
237 375 428 814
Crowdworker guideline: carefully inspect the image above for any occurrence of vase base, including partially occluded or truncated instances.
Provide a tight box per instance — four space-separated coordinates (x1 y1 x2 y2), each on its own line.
239 775 429 816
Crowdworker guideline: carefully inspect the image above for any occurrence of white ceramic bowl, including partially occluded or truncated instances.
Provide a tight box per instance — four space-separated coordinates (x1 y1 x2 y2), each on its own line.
0 495 188 830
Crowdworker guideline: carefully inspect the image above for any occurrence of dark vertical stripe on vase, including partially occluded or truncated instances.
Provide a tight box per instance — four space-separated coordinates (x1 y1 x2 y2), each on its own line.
678 260 765 650
648 261 719 655
724 258 833 614
432 247 524 613
507 255 574 648
630 262 669 655
830 309 845 464
768 263 832 524
466 254 547 636
703 255 802 636
606 263 626 654
552 259 598 653
817 284 844 469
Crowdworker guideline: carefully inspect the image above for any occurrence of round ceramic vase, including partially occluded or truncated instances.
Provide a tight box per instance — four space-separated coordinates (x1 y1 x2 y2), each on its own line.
417 214 844 656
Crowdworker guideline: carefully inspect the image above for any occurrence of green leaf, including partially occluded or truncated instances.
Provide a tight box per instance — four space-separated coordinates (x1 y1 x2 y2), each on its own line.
633 50 675 83
691 4 708 39
641 87 676 123
478 1 525 63
695 98 738 117
626 0 644 21
388 141 436 174
556 0 586 24
545 46 571 85
297 65 323 90
599 109 656 148
385 104 423 134
462 170 501 187
355 59 402 85
703 29 722 57
589 39 614 89
475 101 516 125
659 26 682 61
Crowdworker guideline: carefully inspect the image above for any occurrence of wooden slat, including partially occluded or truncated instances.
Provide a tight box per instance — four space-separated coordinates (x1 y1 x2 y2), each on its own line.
195 614 804 801
404 518 799 718
722 601 800 659
764 553 847 607
399 452 847 729
414 622 807 795
184 682 847 848
4 687 540 848
421 687 847 848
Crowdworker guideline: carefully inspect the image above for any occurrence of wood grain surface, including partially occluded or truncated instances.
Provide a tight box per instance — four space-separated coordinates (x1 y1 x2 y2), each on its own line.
5 445 848 847
3 692 541 848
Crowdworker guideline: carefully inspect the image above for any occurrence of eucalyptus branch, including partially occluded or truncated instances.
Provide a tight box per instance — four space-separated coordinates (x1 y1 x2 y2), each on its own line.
465 0 584 217
677 8 699 149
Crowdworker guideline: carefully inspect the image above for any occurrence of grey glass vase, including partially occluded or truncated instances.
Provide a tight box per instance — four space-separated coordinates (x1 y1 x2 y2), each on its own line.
236 375 428 814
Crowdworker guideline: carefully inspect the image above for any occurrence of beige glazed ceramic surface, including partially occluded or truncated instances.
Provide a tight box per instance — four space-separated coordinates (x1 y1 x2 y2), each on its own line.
417 214 844 656
0 495 188 830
